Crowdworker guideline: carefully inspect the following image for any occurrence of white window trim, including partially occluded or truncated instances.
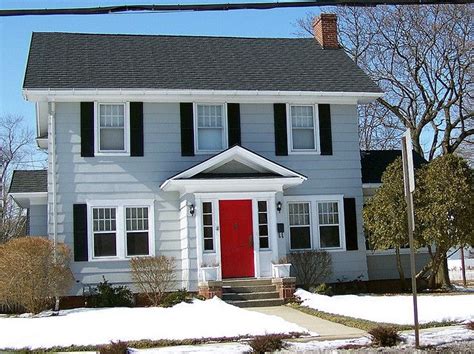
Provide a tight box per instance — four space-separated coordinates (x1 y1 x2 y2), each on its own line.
287 201 313 251
94 102 131 156
287 103 321 155
87 199 155 261
285 195 346 252
193 103 228 155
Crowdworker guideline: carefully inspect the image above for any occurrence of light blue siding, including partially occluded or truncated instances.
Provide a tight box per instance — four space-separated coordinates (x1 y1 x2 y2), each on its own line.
51 101 369 294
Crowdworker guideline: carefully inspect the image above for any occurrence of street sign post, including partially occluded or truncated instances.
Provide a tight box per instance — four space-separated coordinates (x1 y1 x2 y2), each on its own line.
401 129 420 348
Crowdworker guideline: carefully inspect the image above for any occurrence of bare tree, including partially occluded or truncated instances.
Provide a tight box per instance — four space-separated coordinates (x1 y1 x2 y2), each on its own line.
295 5 473 158
0 115 37 242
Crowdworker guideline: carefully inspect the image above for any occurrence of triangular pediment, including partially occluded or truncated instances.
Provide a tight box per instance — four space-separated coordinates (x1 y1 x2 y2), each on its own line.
160 146 306 192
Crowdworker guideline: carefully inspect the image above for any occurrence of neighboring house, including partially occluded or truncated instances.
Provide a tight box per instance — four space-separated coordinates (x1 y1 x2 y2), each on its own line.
12 14 391 295
360 150 431 281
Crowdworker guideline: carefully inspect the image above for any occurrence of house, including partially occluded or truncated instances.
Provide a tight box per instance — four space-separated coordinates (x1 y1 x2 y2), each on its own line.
12 14 391 298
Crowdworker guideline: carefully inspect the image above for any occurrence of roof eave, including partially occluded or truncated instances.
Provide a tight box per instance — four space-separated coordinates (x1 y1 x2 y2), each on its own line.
23 88 383 104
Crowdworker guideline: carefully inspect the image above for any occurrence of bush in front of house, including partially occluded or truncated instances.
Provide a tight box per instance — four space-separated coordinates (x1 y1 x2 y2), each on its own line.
248 334 287 353
466 321 474 331
99 341 128 354
89 277 134 308
160 288 194 308
130 255 176 306
0 237 74 314
368 325 401 347
311 283 334 296
288 250 332 289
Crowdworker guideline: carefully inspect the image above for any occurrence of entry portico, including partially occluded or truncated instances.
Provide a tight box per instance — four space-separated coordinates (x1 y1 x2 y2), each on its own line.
160 145 306 281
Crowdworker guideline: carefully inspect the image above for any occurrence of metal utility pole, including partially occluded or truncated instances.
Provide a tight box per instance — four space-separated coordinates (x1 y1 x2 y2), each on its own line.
401 130 420 348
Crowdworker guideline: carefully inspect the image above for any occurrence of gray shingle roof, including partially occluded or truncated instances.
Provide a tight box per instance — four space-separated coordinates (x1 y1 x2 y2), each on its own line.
9 170 47 194
24 32 381 93
361 150 427 184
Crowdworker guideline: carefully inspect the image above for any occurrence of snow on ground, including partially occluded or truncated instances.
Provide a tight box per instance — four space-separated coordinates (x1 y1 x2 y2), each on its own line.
295 289 474 325
287 326 474 351
0 297 307 350
131 326 474 353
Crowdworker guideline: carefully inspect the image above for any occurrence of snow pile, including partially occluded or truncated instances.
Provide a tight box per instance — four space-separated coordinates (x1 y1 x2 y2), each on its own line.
0 297 307 349
295 289 474 325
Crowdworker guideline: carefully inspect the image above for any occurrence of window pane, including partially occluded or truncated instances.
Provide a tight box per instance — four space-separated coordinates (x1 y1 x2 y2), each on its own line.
318 202 339 225
320 226 340 248
292 129 315 150
258 212 267 224
203 202 212 214
289 203 310 226
259 225 268 236
100 128 125 151
198 128 223 150
204 239 214 251
291 106 314 127
126 207 149 231
127 231 149 256
290 227 311 249
257 201 267 212
204 226 213 238
94 233 117 257
259 237 269 249
203 214 213 226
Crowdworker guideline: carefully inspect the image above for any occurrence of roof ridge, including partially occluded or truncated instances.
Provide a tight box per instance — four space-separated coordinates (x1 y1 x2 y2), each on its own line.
31 31 318 41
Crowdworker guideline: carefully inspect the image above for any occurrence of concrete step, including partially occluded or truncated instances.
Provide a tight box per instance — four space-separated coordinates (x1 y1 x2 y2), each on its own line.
222 291 280 301
222 285 277 293
227 298 285 308
221 278 273 287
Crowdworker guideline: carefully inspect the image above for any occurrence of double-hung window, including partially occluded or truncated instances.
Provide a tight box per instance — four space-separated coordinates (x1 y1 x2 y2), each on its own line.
126 207 150 256
97 103 129 154
288 202 312 250
289 105 318 153
89 201 154 260
195 104 227 153
92 207 117 257
318 202 341 249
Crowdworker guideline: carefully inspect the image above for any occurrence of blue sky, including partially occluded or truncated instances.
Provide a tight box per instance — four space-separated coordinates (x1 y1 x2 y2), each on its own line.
0 0 320 134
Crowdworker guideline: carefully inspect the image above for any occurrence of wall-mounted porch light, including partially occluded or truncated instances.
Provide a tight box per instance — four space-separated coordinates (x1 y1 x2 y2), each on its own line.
276 201 282 213
189 204 195 216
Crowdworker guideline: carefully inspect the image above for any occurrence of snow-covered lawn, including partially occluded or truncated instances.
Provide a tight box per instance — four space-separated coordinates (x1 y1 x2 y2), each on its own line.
0 297 307 350
130 326 474 352
296 289 474 325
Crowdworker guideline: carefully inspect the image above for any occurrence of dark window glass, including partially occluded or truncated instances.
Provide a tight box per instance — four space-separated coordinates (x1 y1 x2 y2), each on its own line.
290 227 311 249
259 237 269 249
204 239 214 252
94 233 117 257
320 226 340 248
127 232 149 256
257 201 267 212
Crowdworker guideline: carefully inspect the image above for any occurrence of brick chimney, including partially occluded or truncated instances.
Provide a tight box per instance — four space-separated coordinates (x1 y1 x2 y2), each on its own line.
313 14 339 49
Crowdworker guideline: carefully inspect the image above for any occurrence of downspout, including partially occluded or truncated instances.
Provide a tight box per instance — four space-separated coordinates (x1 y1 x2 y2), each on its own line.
48 102 57 260
49 101 60 312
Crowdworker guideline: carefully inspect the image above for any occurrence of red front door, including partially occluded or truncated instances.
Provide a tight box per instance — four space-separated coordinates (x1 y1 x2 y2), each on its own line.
219 200 255 278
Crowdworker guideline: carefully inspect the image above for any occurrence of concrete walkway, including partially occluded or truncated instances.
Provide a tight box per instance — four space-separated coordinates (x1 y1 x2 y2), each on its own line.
247 306 366 341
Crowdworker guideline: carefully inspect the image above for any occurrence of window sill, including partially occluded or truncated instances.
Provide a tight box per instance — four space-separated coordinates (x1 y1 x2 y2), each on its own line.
288 150 321 155
94 152 131 157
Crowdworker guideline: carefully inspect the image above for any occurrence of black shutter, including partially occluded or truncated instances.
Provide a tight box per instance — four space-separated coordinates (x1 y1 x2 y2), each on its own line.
130 102 144 156
274 103 288 156
227 103 241 146
344 198 358 251
80 102 95 157
73 204 88 261
180 103 194 156
319 104 333 155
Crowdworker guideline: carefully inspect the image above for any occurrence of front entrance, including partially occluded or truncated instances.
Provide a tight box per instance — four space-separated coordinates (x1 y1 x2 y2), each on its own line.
219 200 255 278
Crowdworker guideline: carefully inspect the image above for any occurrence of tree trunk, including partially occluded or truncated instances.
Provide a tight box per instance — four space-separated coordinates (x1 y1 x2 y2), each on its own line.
395 247 407 291
436 255 452 289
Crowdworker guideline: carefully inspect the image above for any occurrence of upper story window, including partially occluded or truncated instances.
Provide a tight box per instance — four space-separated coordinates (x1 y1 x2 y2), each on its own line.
195 104 228 154
96 103 130 154
288 105 319 154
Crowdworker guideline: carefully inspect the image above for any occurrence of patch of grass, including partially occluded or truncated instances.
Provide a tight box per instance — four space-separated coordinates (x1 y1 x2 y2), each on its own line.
288 303 459 331
1 333 303 352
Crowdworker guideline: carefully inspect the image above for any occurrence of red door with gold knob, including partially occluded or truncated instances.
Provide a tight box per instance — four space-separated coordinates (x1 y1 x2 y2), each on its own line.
219 200 255 278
